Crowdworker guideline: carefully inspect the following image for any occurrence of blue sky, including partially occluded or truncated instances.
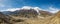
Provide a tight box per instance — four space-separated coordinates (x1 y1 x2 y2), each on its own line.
0 0 60 13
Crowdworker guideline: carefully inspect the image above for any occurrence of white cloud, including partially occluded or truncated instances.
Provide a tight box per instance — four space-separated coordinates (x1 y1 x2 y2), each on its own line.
49 10 59 13
48 7 59 13
0 6 59 13
20 6 42 13
49 6 57 10
0 8 20 12
0 6 42 14
49 7 55 10
21 6 42 10
21 6 32 10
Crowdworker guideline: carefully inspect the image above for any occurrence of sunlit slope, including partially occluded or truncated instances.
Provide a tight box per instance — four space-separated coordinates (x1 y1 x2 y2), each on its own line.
9 10 60 24
0 9 60 24
49 11 60 24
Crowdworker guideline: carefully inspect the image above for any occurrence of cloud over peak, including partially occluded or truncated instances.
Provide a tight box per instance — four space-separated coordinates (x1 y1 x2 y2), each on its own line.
0 6 60 13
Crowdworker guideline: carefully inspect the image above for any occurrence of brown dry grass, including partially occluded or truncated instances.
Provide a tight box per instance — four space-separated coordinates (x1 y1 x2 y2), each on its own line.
0 12 60 24
11 15 60 24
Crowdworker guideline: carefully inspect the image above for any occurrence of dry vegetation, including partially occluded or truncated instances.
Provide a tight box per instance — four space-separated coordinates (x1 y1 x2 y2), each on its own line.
0 10 60 24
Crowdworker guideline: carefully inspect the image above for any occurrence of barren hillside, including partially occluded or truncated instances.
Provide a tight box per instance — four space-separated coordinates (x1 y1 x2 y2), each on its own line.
0 9 60 24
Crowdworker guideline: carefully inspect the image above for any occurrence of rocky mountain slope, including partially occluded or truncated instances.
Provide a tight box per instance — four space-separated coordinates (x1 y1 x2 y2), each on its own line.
0 8 60 24
0 12 12 24
39 10 53 17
